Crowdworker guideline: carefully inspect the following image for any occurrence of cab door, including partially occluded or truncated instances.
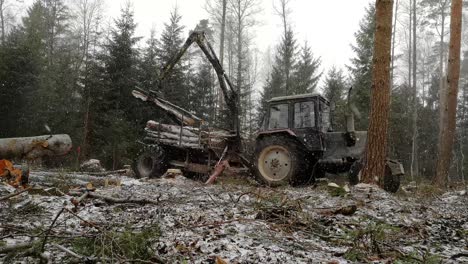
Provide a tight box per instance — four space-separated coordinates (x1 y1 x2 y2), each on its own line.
292 99 324 152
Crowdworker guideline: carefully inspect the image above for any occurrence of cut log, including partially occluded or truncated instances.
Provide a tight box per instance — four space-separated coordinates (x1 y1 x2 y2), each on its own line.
144 137 201 149
146 120 199 137
145 129 200 143
0 134 72 160
133 89 201 126
146 120 233 138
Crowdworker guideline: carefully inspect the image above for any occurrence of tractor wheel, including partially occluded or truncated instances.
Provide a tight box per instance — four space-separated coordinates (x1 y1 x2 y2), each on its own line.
348 160 401 193
132 145 167 178
383 165 400 193
254 136 309 187
348 160 362 186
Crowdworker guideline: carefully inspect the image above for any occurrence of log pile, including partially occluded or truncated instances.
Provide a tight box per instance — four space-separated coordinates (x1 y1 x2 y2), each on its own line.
144 120 233 149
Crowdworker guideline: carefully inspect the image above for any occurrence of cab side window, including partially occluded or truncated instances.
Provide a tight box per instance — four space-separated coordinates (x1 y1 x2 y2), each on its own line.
294 101 315 128
268 104 289 129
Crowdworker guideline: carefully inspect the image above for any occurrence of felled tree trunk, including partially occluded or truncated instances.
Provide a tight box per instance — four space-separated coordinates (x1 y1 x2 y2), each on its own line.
0 134 72 160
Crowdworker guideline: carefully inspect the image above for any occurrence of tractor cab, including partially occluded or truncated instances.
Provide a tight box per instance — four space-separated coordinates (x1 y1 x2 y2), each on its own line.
259 93 331 153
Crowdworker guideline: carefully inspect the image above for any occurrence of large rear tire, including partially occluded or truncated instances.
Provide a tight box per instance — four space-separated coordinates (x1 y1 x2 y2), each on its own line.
254 136 310 187
132 145 168 178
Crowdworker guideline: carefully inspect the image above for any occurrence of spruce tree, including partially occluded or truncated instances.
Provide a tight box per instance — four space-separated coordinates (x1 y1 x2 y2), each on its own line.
158 7 187 107
347 4 375 129
94 4 140 168
293 41 322 94
275 28 296 95
322 66 346 130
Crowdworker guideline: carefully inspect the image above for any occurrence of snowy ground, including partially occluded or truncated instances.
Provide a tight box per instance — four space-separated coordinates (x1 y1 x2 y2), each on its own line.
1 170 467 263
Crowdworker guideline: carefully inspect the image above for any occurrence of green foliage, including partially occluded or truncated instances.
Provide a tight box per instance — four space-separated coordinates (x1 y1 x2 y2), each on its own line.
158 7 187 107
72 224 160 261
344 221 401 262
322 66 347 131
92 4 141 168
258 30 321 121
347 3 375 130
293 41 322 94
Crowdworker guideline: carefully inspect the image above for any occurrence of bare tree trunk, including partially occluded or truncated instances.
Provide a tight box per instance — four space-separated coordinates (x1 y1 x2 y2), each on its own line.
219 0 227 67
77 0 102 161
390 0 399 88
461 82 467 187
434 0 463 188
361 0 394 185
438 2 448 156
408 0 412 88
0 0 5 44
217 0 227 120
411 0 419 179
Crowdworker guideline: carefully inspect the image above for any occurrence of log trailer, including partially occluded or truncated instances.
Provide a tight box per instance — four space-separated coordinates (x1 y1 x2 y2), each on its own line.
132 31 404 192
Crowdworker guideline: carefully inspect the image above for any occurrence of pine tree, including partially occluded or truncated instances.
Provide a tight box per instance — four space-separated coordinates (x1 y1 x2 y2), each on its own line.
347 4 375 130
293 41 322 94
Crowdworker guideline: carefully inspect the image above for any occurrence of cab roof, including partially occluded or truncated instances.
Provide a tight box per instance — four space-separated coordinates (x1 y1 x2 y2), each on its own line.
268 93 328 103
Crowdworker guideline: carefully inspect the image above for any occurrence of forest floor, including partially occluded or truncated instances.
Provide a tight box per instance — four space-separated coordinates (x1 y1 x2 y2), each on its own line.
1 169 467 263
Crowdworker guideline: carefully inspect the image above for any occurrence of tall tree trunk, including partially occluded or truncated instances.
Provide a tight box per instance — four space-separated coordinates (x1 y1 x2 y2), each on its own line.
438 3 447 155
390 0 399 88
361 0 394 185
411 0 418 179
0 0 5 44
408 0 412 88
219 0 227 67
434 0 463 188
217 0 227 119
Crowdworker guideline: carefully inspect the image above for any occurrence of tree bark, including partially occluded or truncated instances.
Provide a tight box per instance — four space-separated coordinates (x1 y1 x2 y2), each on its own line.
390 0 399 89
408 0 412 88
0 0 5 44
219 0 227 67
217 0 227 118
410 0 418 179
361 0 394 185
438 0 448 157
434 0 463 188
0 135 72 160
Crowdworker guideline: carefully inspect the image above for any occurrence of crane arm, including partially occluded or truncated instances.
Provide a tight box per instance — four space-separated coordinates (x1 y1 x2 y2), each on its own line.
158 31 240 137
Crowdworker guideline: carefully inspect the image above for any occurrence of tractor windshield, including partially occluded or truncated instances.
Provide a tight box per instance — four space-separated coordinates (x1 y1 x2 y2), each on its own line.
294 101 315 128
268 104 289 129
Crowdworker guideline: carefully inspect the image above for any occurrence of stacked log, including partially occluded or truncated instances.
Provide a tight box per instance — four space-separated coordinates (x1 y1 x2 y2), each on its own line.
144 121 232 149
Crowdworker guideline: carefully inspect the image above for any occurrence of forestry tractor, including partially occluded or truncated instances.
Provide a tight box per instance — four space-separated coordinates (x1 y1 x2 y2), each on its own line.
132 31 404 192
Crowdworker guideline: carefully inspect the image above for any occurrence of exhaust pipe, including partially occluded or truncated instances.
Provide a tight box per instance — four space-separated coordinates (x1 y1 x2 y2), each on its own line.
345 87 358 146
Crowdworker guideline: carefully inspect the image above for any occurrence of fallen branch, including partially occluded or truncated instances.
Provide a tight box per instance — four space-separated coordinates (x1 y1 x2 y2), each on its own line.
0 186 32 201
188 218 255 228
451 252 468 259
52 244 97 263
68 191 159 205
41 207 65 251
0 241 37 254
86 169 127 176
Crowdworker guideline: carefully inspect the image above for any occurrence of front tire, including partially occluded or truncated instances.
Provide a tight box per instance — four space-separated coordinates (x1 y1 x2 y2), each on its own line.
132 145 168 178
254 136 310 187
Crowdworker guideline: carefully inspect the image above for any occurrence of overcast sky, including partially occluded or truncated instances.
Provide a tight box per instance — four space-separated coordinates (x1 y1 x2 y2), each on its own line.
106 0 373 77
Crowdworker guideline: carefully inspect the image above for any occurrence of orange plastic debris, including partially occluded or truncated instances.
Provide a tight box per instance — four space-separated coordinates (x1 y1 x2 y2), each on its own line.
0 159 28 188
